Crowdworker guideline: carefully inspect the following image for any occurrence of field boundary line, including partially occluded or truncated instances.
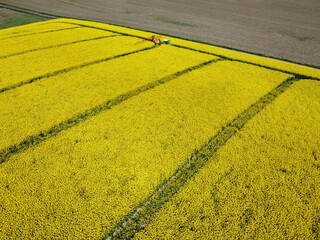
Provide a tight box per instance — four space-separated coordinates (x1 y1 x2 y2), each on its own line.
55 21 146 40
62 21 320 69
53 21 320 79
0 26 81 41
104 75 314 239
0 7 318 79
0 2 59 19
0 35 118 59
1 2 319 69
0 58 223 165
0 43 155 94
171 44 320 81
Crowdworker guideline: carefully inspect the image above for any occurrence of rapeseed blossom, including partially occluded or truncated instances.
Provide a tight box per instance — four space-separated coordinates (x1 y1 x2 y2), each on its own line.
0 18 319 239
135 80 320 239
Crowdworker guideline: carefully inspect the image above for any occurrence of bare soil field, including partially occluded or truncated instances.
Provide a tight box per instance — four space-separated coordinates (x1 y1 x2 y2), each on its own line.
1 0 320 66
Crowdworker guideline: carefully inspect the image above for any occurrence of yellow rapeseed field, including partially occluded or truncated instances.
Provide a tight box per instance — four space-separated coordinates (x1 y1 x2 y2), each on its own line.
0 27 113 58
0 60 290 238
0 43 214 150
0 33 152 90
0 21 75 39
0 18 319 239
134 80 320 240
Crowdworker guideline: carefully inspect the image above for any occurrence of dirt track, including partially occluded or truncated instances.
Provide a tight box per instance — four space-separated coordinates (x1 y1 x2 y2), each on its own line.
1 0 319 66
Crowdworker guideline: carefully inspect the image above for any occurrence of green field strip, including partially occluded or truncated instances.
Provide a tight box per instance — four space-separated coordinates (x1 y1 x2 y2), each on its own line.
0 26 81 41
0 57 220 164
0 61 290 239
0 6 49 30
0 36 154 94
0 26 118 58
0 35 118 59
105 76 302 239
133 80 320 240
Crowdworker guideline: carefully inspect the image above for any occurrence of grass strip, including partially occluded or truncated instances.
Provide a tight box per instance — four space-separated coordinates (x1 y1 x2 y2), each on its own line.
0 43 155 94
104 76 304 240
0 26 80 41
0 58 222 164
0 35 118 59
0 7 49 30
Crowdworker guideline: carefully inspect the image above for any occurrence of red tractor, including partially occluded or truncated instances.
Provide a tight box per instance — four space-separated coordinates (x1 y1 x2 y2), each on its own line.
136 35 170 45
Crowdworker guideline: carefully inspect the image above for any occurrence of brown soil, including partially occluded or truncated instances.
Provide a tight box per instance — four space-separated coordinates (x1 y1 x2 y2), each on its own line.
1 0 319 66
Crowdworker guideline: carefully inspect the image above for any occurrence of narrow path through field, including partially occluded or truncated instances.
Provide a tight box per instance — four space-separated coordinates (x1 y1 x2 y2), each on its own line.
0 42 155 94
0 25 80 41
1 17 319 239
105 76 320 239
1 20 318 163
44 20 320 79
0 35 118 59
1 20 318 96
0 58 222 164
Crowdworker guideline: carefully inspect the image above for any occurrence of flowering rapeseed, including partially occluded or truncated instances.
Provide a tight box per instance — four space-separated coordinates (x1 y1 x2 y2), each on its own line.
0 18 318 239
0 58 290 238
0 42 212 150
0 34 151 90
0 27 113 58
134 80 320 239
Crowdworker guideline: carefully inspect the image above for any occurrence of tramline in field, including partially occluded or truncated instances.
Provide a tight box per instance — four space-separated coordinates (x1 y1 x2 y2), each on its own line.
0 18 319 240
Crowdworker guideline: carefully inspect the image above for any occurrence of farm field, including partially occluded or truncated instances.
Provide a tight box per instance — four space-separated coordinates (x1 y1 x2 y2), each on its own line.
0 18 319 239
1 0 320 67
134 80 320 239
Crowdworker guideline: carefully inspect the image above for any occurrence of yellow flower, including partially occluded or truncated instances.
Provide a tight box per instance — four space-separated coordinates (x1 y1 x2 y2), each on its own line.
134 80 320 240
0 18 319 239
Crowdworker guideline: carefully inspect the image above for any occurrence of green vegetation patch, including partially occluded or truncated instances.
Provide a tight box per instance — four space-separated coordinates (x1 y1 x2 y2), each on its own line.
0 7 49 29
